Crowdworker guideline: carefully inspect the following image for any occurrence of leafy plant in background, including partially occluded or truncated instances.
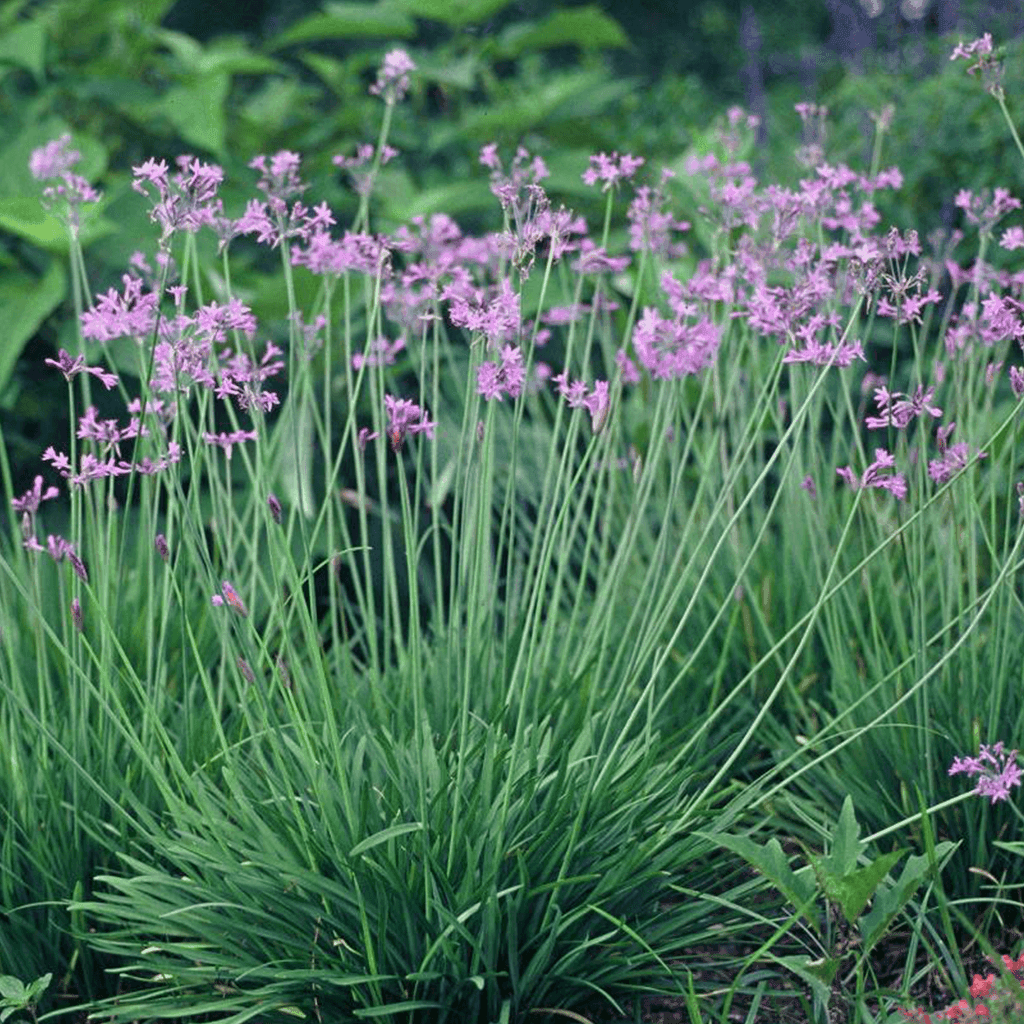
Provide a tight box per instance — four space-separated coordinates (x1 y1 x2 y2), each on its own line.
4 23 1024 1024
0 0 639 504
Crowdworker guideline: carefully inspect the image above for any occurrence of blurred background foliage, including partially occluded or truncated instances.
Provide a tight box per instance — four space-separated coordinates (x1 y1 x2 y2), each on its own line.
1 0 1023 489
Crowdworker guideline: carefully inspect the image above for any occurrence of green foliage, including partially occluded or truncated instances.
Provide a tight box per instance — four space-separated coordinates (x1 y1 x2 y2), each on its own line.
74 702 753 1023
0 0 636 493
705 797 957 1020
0 973 51 1023
5 7 1024 1024
822 34 1024 252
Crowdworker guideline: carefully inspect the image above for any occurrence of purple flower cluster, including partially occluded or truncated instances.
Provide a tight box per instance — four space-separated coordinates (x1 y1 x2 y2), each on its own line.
369 48 416 104
21 46 1024 603
383 395 435 451
949 741 1022 804
477 345 526 402
29 133 101 235
132 155 225 244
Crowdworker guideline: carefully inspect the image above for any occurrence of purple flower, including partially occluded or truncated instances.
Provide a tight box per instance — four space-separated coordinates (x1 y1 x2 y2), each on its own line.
352 335 405 371
864 384 943 431
927 423 986 484
615 348 640 385
203 430 258 459
950 33 1004 96
30 134 82 181
132 155 225 241
42 446 134 488
77 406 144 450
448 277 520 346
627 175 690 257
68 551 89 584
783 338 866 368
45 349 119 389
212 580 248 617
582 151 645 192
29 134 101 233
369 48 416 104
552 373 610 431
71 597 83 633
573 242 631 275
12 476 59 515
584 380 610 434
631 305 720 380
81 275 160 345
836 447 907 500
552 371 588 409
267 493 282 525
949 741 1021 803
383 394 435 451
249 151 307 203
291 229 390 276
155 534 170 562
476 345 525 401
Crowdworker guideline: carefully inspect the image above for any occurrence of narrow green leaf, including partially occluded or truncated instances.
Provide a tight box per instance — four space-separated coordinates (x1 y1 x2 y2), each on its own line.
348 822 423 858
353 1000 444 1017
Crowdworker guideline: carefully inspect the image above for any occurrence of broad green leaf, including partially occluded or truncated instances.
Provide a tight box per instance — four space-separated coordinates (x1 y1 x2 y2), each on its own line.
411 50 479 91
150 27 205 69
156 72 229 158
448 71 633 142
0 198 66 251
0 19 46 82
274 398 315 519
860 841 957 953
0 0 34 30
824 794 866 876
394 0 515 27
497 6 629 58
776 954 838 1009
22 975 51 1002
813 849 905 926
194 43 282 78
0 261 65 400
699 831 817 928
383 178 494 223
267 3 415 50
0 977 25 1001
